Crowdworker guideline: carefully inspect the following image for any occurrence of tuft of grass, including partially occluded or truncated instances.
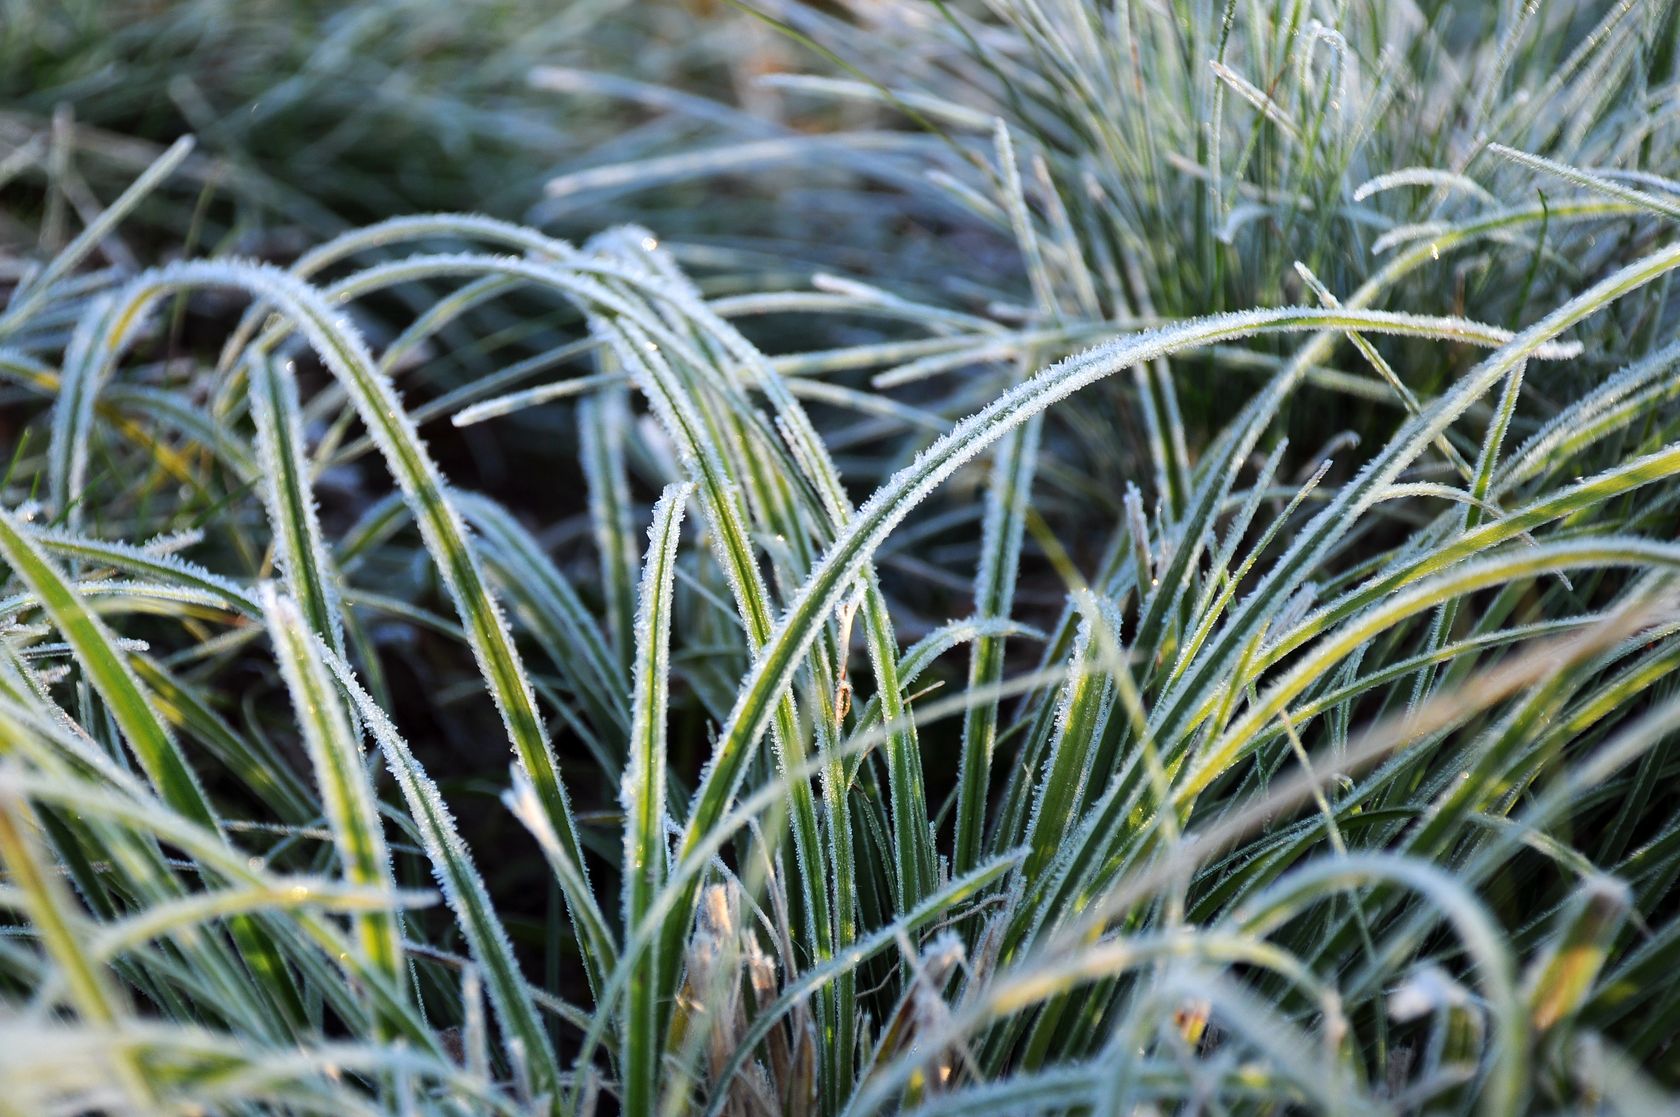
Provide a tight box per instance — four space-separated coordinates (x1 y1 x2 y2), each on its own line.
2 1 1680 1115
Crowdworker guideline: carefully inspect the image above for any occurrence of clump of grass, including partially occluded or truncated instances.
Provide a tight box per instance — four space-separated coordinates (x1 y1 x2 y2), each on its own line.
2 1 1680 1115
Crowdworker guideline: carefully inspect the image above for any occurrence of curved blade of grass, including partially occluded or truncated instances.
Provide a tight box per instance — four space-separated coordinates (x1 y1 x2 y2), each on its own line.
88 258 604 993
320 648 566 1102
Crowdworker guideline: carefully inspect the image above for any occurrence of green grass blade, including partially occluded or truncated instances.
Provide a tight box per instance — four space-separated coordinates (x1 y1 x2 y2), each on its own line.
251 357 346 656
621 482 689 1117
259 584 405 1007
956 416 1041 875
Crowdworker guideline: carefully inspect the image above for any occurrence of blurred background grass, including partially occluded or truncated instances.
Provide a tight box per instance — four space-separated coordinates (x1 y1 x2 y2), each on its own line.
3 0 728 229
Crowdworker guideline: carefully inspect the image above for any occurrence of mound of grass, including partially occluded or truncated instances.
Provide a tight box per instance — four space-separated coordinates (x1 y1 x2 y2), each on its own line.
2 1 1680 1114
